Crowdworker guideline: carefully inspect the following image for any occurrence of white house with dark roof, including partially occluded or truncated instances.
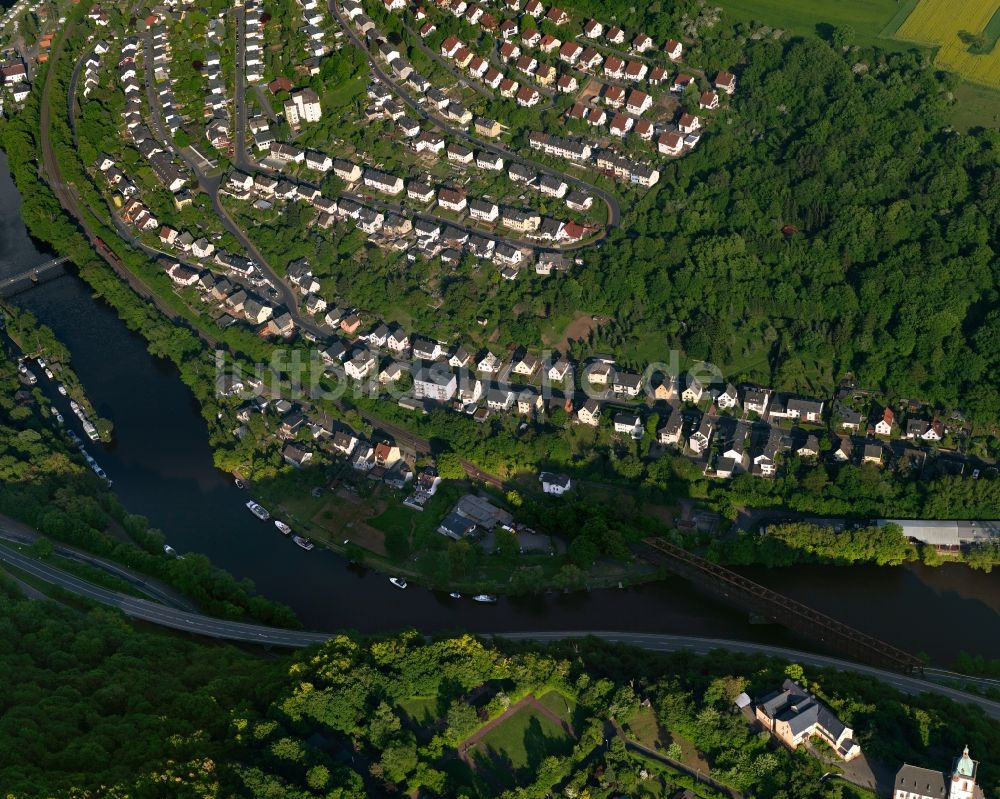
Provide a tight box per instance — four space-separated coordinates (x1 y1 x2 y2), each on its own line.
539 472 572 495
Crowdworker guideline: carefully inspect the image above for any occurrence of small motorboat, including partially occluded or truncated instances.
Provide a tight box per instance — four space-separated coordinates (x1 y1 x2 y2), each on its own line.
163 544 177 556
57 384 67 396
246 500 270 521
389 577 407 589
274 520 292 535
292 535 314 551
36 357 46 369
449 592 462 599
50 406 64 424
44 367 53 380
234 478 245 489
473 594 498 603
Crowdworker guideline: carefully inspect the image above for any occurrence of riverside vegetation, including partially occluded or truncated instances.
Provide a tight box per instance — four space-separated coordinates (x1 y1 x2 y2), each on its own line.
1 0 1000 594
1 584 999 799
0 317 300 627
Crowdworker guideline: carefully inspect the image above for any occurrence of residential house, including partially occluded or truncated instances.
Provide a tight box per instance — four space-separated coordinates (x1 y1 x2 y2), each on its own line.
688 413 714 455
578 398 601 426
658 131 684 156
786 398 824 423
540 472 572 495
755 679 861 761
548 358 571 382
716 383 739 411
438 187 468 213
614 411 643 439
797 434 821 458
517 387 543 415
681 376 703 404
613 370 643 397
715 70 736 94
744 387 771 417
413 365 458 401
874 407 895 437
863 442 883 465
664 39 683 60
486 387 515 411
658 410 684 446
283 444 313 468
469 198 499 222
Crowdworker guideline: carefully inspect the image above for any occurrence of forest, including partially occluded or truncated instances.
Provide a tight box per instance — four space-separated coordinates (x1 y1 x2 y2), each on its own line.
2 577 1000 799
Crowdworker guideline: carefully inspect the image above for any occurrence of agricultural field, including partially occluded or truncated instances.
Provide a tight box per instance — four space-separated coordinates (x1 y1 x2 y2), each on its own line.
715 0 910 47
894 0 1000 88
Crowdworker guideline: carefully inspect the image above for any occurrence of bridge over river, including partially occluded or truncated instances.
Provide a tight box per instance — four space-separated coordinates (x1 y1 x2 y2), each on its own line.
0 256 71 295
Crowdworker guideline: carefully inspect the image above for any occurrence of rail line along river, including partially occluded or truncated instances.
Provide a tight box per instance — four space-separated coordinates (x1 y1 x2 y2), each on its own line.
1 150 998 661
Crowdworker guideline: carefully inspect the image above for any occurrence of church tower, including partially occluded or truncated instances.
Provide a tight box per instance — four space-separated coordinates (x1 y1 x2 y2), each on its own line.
948 746 978 799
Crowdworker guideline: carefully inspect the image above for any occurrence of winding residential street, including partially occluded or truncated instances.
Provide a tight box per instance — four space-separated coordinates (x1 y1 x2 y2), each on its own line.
328 0 622 227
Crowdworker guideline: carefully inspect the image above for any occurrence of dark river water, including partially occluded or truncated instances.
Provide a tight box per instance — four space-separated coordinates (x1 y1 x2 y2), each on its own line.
1 151 998 663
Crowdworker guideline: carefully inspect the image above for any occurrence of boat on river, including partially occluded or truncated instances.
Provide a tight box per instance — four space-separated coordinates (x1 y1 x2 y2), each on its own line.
245 500 270 521
234 478 245 489
473 594 497 603
389 577 407 589
50 406 63 424
292 535 314 551
274 520 292 535
44 367 53 379
448 592 462 599
18 364 37 384
57 384 67 396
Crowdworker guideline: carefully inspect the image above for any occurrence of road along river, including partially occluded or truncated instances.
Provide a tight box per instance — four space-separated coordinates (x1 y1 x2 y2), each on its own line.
1 151 998 662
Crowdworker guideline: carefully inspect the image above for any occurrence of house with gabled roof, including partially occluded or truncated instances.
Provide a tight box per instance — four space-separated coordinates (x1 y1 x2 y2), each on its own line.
755 679 861 761
578 398 601 426
715 70 736 94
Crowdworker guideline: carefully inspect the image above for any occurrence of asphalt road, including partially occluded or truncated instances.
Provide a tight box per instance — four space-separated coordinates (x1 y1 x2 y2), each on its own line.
328 0 621 227
497 632 1000 721
3 537 999 720
0 541 331 646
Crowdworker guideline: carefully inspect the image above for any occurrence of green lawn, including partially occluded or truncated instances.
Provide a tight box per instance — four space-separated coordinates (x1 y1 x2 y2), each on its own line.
398 695 441 727
716 0 920 49
536 689 578 727
626 704 664 749
950 81 1000 130
470 706 574 786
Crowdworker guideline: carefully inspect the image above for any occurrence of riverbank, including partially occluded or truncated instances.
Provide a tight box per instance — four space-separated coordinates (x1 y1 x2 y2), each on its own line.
0 19 996 665
1 301 111 440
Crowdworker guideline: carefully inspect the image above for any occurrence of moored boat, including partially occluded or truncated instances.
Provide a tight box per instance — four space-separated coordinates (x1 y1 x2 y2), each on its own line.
234 478 245 489
245 500 270 520
50 406 64 424
163 544 177 556
473 594 497 603
274 520 292 535
292 535 314 551
448 592 462 599
389 577 407 589
57 384 67 395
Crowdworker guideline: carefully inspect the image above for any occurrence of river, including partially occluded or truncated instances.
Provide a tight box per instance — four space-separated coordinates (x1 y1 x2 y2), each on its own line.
1 151 998 663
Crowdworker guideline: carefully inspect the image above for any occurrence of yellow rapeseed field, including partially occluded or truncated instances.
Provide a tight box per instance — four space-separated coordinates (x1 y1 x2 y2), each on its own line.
896 0 1000 87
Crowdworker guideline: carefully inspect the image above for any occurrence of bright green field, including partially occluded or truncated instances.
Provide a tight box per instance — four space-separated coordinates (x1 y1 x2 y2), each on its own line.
471 706 574 785
716 0 917 48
